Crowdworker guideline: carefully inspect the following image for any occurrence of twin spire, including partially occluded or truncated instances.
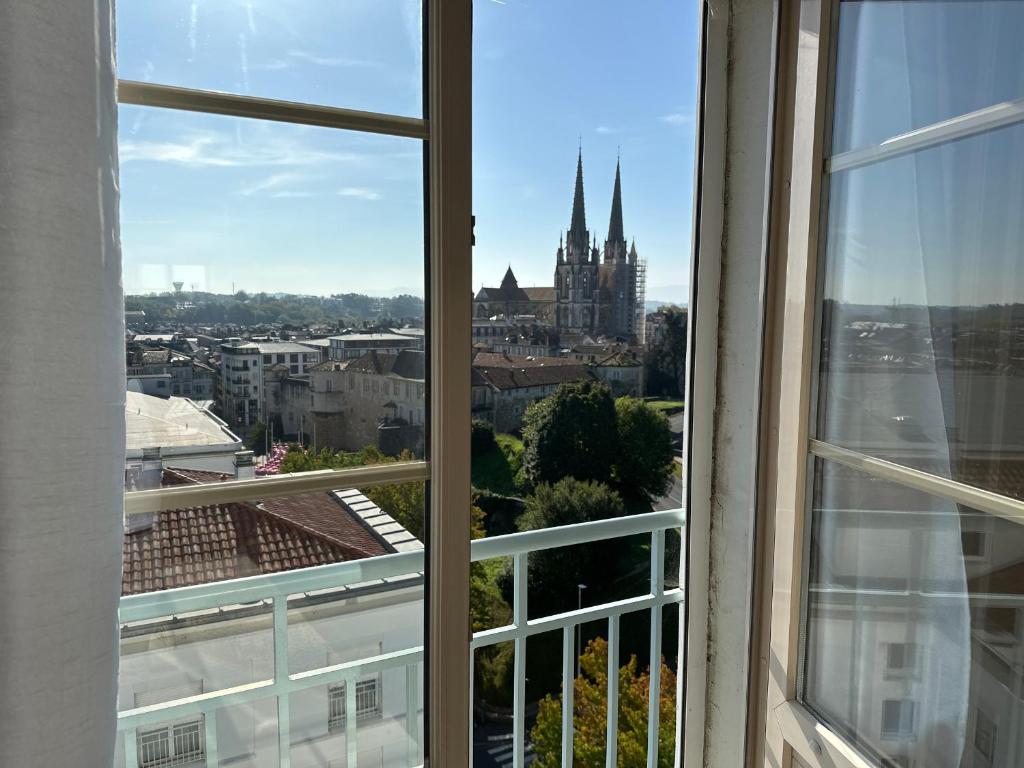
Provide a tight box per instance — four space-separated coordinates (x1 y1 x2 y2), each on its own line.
566 149 627 258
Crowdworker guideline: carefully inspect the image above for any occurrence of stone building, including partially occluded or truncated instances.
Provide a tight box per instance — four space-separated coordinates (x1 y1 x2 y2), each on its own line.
309 350 425 455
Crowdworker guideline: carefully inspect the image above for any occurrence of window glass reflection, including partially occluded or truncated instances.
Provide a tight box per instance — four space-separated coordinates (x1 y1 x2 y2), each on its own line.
832 0 1024 154
817 122 1024 500
804 460 1024 768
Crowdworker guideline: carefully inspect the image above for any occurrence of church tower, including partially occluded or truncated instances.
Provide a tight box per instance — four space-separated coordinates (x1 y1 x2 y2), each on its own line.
554 149 601 336
599 157 638 339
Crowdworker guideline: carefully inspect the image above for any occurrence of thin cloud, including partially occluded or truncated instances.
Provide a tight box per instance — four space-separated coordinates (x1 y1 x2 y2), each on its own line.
596 125 617 134
238 173 307 196
286 49 383 68
338 187 382 201
660 112 694 127
120 132 364 169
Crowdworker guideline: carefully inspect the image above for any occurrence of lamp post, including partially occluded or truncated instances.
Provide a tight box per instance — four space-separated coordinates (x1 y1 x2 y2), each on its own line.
576 583 588 678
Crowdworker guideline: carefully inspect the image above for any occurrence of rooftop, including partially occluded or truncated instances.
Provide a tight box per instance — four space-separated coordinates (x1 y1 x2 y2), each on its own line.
125 391 241 452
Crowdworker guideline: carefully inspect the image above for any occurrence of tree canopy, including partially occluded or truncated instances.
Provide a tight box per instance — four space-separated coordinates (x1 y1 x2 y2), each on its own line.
521 380 618 488
613 398 675 500
531 637 677 768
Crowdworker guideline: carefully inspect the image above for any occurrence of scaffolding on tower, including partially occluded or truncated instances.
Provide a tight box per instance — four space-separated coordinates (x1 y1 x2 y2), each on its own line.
634 256 647 345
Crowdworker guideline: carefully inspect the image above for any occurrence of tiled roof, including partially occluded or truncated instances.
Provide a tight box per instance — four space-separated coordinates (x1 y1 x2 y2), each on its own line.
121 502 359 595
258 493 391 558
121 471 409 596
162 467 232 485
472 362 595 391
345 350 425 380
523 287 556 302
473 352 577 369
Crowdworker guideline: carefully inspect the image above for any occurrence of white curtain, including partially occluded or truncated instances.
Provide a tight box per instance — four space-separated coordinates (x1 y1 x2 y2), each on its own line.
0 0 124 765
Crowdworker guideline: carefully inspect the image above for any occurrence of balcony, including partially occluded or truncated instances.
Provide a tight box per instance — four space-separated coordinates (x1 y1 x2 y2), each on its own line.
115 471 684 768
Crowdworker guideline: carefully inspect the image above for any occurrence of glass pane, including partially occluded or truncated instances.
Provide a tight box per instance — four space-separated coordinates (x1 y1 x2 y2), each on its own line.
118 62 426 768
817 122 1024 500
803 459 1024 768
470 0 697 762
117 0 423 117
831 0 1024 154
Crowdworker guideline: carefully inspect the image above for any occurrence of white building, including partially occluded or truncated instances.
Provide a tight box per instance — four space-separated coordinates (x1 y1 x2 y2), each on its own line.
328 331 421 361
219 340 320 435
124 390 245 489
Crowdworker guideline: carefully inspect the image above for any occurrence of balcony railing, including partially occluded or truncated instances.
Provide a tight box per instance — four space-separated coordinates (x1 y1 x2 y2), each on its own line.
117 490 684 768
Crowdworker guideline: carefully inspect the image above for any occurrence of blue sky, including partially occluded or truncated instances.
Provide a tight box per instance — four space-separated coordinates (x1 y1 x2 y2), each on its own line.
117 0 699 302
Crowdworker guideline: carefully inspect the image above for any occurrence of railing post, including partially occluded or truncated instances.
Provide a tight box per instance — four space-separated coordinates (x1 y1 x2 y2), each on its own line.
513 551 528 768
648 529 665 767
204 710 219 768
273 596 291 768
124 729 139 768
606 614 620 768
407 663 421 767
346 676 358 766
562 626 575 767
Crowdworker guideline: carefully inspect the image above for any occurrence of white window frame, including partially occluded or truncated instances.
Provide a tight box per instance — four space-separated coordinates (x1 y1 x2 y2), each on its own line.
327 675 384 733
755 0 1024 767
115 2 472 766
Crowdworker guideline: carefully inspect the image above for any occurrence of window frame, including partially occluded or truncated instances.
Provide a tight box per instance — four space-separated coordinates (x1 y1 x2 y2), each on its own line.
115 1 472 765
757 0 1024 767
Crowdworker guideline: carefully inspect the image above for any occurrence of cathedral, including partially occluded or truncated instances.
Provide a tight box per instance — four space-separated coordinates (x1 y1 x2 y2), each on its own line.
474 150 643 343
554 150 641 341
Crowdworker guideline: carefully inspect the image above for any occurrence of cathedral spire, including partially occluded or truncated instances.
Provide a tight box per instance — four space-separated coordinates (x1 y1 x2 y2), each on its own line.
607 157 625 249
568 148 588 251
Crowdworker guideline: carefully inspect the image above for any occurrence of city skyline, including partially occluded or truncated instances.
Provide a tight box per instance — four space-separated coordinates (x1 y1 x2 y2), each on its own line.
116 0 700 305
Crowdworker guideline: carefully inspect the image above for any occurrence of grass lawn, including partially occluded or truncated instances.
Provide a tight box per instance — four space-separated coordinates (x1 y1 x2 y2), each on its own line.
646 399 685 413
471 433 523 497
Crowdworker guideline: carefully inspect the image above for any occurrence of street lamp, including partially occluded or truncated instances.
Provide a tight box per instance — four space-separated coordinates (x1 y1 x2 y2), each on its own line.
576 583 588 678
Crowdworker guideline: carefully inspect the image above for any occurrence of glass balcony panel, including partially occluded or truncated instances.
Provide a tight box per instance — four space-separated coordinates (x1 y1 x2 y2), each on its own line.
831 0 1024 154
817 121 1024 500
803 459 1024 768
117 0 423 117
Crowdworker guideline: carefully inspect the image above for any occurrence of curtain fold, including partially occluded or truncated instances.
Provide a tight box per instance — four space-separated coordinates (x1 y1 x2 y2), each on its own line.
0 0 124 765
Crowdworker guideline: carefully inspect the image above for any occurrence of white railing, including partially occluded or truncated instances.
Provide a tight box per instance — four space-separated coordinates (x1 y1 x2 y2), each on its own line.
117 506 685 768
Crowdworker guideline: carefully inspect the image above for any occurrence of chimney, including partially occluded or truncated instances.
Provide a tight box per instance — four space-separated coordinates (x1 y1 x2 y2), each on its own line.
234 450 255 480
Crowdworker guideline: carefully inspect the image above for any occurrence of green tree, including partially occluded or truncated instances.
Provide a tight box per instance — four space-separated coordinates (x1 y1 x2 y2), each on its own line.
246 421 267 455
613 398 674 500
512 479 625 616
521 381 618 488
644 307 687 398
531 638 677 768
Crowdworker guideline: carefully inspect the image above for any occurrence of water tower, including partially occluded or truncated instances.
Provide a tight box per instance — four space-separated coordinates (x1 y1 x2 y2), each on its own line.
172 281 184 294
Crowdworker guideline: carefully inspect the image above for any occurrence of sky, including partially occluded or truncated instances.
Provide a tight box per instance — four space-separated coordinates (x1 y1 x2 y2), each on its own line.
116 0 700 303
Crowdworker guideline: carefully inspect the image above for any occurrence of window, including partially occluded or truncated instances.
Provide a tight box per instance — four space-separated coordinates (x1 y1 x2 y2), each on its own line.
137 718 204 767
116 1 432 762
975 709 997 765
960 530 986 559
327 677 382 733
881 700 916 740
884 642 918 678
796 2 1024 767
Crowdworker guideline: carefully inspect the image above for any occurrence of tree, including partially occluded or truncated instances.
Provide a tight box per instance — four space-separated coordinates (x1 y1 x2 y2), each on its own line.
512 479 626 616
613 398 674 500
644 307 687 398
531 638 677 768
521 381 618 488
